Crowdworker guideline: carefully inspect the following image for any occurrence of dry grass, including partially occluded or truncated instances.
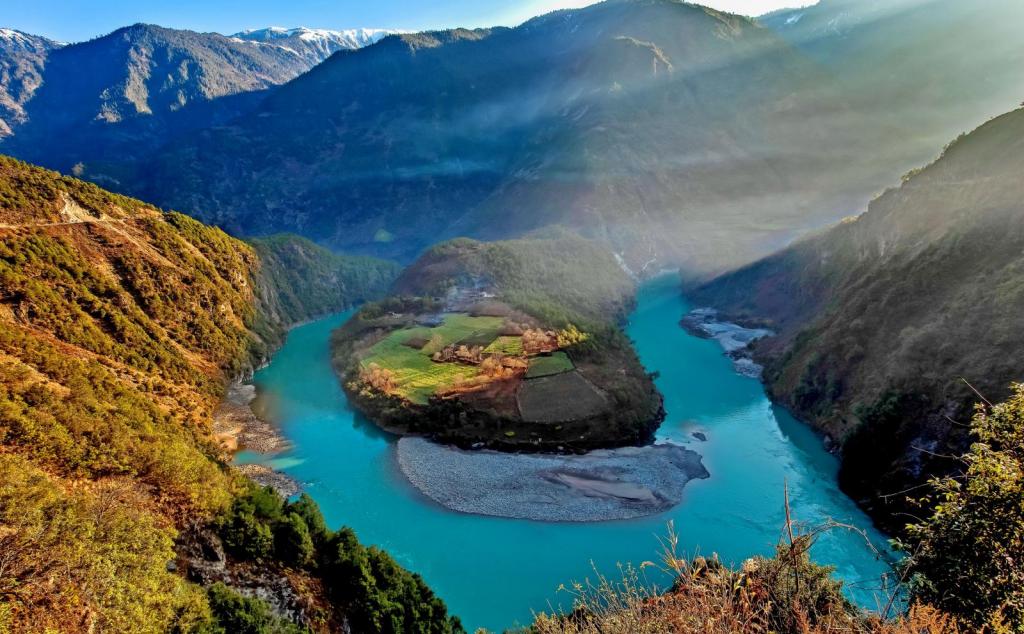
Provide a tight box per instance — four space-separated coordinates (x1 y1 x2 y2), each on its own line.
530 520 959 634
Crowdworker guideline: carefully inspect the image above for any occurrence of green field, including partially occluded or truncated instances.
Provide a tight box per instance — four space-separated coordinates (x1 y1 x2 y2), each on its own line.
525 352 574 378
362 314 504 404
483 336 523 356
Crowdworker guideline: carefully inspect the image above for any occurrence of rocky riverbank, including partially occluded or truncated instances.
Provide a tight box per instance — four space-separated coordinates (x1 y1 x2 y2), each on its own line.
396 437 709 522
213 382 301 497
680 308 771 378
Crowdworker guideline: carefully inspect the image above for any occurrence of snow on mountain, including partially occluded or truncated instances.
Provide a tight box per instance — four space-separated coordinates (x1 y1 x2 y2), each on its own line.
232 27 398 53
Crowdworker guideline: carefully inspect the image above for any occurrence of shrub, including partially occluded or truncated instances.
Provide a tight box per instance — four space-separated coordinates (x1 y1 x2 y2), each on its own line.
900 384 1024 631
275 513 315 568
205 583 307 634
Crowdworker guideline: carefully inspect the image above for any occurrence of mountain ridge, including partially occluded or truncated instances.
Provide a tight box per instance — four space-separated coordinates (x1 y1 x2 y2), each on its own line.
691 106 1024 530
0 21 377 172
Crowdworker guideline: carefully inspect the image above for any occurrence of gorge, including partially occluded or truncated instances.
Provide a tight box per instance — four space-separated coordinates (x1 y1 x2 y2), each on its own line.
237 276 893 632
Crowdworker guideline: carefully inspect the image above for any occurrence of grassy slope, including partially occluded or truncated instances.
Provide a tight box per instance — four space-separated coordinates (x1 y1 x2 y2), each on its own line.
363 314 502 404
0 156 438 632
691 107 1024 529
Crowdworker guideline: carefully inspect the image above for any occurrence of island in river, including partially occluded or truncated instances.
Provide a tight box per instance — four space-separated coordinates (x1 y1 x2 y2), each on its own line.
328 237 700 521
330 237 666 453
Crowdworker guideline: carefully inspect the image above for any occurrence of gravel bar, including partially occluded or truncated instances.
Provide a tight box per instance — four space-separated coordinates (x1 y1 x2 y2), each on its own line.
397 437 709 522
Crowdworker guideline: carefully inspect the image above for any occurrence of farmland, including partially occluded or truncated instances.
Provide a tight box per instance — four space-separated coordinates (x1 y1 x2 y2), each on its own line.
361 314 504 404
525 352 574 378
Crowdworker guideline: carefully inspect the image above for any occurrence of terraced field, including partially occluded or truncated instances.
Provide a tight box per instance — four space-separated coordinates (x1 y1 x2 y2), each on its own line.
361 314 504 404
525 352 574 378
484 336 524 355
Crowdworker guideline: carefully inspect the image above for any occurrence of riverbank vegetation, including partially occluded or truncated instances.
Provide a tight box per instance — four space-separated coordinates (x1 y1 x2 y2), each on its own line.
0 157 446 633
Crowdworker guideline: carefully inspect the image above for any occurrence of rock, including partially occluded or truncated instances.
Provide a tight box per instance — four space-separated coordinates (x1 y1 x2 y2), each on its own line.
235 464 302 498
692 431 707 442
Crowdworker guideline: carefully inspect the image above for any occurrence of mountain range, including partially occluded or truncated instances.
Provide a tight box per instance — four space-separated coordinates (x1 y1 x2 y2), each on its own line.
62 0 1024 280
0 22 390 173
231 26 399 60
128 1 861 275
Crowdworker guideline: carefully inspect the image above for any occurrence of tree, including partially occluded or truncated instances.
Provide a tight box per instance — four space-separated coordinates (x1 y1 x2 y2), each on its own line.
900 383 1024 630
285 494 328 543
274 513 315 568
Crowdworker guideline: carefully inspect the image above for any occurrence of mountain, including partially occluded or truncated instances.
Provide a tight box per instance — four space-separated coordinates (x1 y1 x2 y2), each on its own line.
121 0 1024 279
760 0 1024 172
691 107 1024 530
0 28 61 136
232 26 399 63
0 155 464 633
0 23 358 172
131 0 872 277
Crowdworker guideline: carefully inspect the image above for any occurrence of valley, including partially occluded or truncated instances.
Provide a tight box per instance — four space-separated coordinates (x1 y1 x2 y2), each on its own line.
238 277 892 631
2 0 1023 630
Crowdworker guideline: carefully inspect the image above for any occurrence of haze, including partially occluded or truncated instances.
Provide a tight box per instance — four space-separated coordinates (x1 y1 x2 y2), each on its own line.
6 0 812 43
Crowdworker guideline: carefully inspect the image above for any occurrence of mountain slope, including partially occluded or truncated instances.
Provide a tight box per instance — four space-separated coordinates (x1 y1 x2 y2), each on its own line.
231 26 398 63
761 0 1024 173
0 28 60 136
691 107 1024 529
0 23 355 171
0 156 456 632
138 0 867 277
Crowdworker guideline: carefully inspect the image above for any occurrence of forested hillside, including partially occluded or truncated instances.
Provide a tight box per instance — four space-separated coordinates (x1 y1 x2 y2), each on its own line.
0 156 461 633
0 23 357 175
691 107 1024 530
132 0 864 277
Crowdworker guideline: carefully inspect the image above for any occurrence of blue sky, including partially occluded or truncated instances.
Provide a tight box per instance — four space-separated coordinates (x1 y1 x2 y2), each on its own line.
4 0 809 43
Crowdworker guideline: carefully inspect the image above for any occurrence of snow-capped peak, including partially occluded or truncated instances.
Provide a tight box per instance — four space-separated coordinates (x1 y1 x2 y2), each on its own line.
231 26 399 50
0 28 61 50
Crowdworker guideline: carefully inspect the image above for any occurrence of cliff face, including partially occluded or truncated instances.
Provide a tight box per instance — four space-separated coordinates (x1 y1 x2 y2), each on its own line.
691 108 1024 530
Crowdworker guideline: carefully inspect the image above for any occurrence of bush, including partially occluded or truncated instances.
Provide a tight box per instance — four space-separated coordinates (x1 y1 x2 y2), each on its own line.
205 583 307 634
285 494 329 543
274 513 315 568
900 383 1024 631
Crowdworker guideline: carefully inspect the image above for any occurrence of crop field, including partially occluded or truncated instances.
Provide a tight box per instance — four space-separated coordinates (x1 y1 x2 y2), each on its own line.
517 371 606 422
525 352 574 378
484 336 524 356
361 314 504 403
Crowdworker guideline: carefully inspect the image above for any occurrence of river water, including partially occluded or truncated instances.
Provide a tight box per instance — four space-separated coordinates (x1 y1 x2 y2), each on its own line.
238 275 893 631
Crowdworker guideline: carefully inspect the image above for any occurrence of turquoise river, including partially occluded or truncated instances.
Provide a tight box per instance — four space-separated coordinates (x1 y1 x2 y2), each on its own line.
238 276 893 632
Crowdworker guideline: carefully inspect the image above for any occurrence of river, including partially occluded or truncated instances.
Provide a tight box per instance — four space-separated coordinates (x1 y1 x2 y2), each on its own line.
237 275 893 632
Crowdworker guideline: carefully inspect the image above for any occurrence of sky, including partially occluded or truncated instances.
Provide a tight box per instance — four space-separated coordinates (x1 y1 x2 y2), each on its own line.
3 0 810 44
